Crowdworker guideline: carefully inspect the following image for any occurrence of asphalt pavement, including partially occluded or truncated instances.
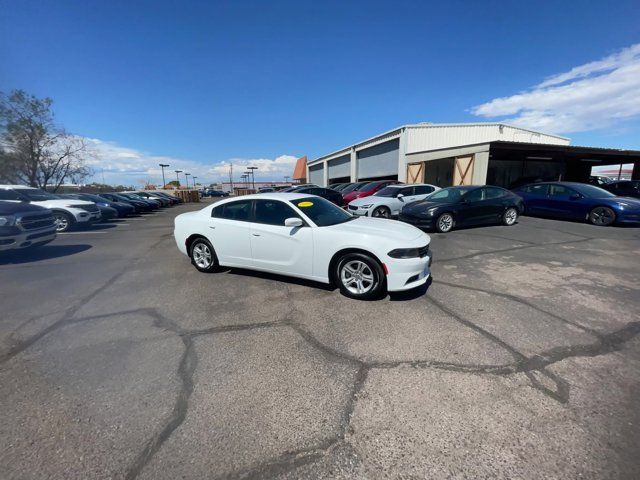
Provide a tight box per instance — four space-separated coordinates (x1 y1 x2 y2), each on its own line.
1 200 639 479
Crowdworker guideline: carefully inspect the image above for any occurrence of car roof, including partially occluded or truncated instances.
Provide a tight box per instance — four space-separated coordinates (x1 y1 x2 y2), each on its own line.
0 185 37 189
213 192 318 204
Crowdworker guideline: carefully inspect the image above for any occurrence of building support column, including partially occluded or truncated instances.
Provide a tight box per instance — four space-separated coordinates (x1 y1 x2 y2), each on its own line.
471 150 490 185
322 160 328 187
350 148 357 182
398 128 408 183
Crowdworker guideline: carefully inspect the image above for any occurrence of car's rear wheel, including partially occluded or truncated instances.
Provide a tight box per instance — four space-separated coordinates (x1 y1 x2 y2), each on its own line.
190 238 218 272
52 212 73 232
371 206 391 218
335 253 385 300
435 213 454 233
503 207 518 226
589 206 616 226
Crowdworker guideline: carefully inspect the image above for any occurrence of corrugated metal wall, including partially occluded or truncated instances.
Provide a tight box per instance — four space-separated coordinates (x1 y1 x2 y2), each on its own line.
327 154 350 179
357 139 399 179
308 163 324 185
406 124 569 154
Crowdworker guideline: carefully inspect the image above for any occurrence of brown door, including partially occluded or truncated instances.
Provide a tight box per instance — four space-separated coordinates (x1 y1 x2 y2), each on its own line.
453 155 474 185
406 163 424 184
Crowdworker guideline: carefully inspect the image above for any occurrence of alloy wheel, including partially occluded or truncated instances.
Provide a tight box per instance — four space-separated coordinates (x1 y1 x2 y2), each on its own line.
589 207 615 226
372 206 390 218
340 260 375 295
53 213 70 232
437 213 453 232
192 243 213 269
504 208 518 225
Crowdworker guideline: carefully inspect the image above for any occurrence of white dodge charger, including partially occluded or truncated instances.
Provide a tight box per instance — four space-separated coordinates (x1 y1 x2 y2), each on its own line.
174 193 432 299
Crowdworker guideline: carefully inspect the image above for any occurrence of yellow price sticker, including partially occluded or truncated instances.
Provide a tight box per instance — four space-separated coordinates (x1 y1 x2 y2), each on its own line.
297 201 314 207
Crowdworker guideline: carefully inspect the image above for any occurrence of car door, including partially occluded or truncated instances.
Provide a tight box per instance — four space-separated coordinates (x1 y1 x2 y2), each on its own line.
483 187 512 222
392 186 417 215
209 199 254 267
250 199 313 277
520 184 549 214
457 188 490 225
545 184 583 219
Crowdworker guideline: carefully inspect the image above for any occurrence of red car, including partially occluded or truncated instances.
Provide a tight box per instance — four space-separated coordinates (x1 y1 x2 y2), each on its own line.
342 180 401 205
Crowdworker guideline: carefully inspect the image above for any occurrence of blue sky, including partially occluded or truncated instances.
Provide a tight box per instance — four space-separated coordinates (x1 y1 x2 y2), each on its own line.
1 0 639 185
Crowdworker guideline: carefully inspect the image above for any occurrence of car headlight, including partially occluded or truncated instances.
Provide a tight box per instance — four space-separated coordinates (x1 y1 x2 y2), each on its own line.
360 204 373 208
425 208 439 216
0 215 16 227
388 248 420 259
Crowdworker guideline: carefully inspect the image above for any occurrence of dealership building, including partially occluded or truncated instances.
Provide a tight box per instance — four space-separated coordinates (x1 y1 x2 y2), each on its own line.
306 123 640 188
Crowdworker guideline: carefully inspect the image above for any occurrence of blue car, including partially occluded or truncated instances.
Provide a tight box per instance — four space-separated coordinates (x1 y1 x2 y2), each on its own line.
62 193 135 218
513 182 640 226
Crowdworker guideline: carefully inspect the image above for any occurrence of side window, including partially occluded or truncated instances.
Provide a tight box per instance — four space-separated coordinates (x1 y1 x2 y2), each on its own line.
216 200 252 221
0 189 21 200
399 187 414 196
549 185 574 197
211 204 224 218
414 185 434 195
254 200 299 226
484 187 506 200
464 189 485 202
524 184 549 195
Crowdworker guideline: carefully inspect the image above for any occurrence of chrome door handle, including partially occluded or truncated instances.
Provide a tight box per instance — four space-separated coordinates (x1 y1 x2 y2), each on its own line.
209 226 216 229
252 233 260 236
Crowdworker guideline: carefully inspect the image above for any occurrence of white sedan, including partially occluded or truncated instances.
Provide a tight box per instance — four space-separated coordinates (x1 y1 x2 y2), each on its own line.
174 193 432 299
347 184 440 218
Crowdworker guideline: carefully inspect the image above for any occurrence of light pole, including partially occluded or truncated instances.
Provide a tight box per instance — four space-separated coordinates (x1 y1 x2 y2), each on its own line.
193 176 198 189
244 171 251 189
159 163 170 189
174 170 183 188
248 166 258 191
185 173 191 189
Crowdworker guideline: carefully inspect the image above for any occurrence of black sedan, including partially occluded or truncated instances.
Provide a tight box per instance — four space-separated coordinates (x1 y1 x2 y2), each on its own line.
399 185 524 233
98 193 153 213
289 186 344 206
601 180 640 199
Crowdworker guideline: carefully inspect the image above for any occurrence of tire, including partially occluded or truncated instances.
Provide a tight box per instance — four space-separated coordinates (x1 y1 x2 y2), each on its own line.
435 213 454 233
189 238 218 272
335 253 386 300
371 206 391 218
589 206 616 226
52 211 73 232
502 207 519 226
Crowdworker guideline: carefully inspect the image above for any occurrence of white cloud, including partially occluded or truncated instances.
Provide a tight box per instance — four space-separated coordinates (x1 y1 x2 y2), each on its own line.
471 43 640 134
83 138 298 186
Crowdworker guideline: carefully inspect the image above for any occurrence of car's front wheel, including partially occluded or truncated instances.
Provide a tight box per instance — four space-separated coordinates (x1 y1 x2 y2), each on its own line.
502 207 519 226
589 206 616 226
371 206 391 218
435 213 454 233
52 211 73 232
335 253 385 300
190 238 218 272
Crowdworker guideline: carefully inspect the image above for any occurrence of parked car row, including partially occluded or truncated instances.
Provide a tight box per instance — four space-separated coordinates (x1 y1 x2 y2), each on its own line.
0 185 183 252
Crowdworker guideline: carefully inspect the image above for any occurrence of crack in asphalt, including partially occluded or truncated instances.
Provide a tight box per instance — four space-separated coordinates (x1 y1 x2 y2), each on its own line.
437 237 593 263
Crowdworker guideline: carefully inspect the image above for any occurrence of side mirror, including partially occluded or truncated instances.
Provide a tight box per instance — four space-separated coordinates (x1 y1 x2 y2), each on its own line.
397 194 404 200
284 217 304 227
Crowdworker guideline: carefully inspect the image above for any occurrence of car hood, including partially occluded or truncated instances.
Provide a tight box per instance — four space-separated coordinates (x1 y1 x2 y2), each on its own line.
29 199 95 209
349 196 390 207
0 201 50 215
327 216 424 241
403 200 454 213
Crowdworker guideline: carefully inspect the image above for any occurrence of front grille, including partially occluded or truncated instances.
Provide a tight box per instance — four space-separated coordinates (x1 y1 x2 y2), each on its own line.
18 213 55 231
418 244 430 258
70 203 99 213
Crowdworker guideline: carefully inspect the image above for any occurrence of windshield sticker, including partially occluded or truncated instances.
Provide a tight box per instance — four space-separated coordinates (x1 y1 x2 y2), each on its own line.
297 201 314 207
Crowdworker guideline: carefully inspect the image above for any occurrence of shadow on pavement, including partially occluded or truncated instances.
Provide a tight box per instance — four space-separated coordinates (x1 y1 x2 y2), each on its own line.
0 244 92 265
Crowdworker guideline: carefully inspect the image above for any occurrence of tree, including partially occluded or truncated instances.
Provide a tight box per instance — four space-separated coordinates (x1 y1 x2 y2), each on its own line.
0 90 92 191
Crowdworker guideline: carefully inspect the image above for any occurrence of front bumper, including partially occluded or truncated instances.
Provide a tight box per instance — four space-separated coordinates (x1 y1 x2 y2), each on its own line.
398 213 436 229
68 208 102 223
0 226 57 251
616 211 640 224
347 205 371 216
385 251 433 292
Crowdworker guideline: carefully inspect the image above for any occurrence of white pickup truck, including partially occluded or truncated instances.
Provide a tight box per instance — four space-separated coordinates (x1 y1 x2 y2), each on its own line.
0 185 101 232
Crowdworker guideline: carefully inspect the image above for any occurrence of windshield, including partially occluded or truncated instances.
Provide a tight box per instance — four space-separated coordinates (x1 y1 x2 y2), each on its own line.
15 189 59 201
359 182 383 192
374 186 401 197
291 196 354 226
341 182 366 193
427 187 473 203
572 184 616 198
